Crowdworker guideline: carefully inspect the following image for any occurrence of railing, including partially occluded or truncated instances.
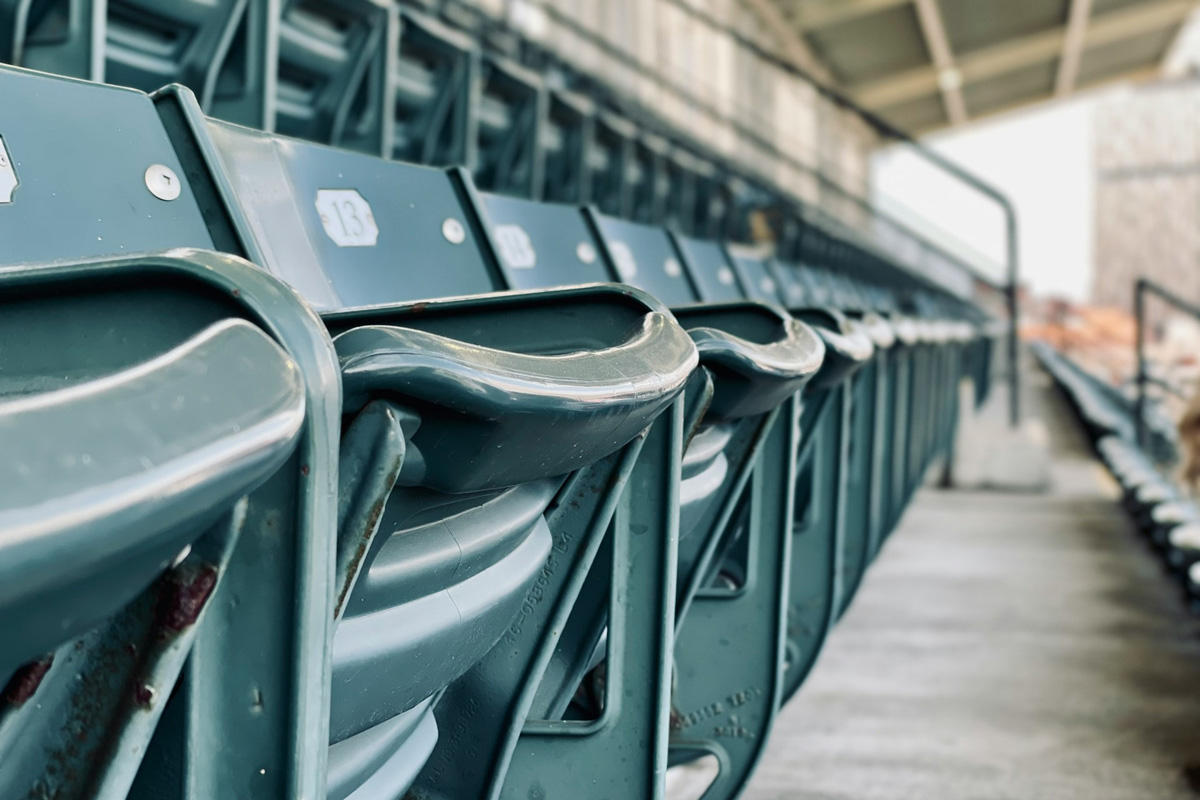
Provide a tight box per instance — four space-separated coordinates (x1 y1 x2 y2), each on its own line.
1134 277 1200 449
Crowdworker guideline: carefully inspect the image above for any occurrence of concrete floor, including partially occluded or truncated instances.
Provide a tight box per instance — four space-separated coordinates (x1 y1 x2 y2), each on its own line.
742 365 1200 800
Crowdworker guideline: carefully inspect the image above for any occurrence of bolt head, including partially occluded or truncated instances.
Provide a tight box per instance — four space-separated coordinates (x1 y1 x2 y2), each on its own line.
145 164 181 201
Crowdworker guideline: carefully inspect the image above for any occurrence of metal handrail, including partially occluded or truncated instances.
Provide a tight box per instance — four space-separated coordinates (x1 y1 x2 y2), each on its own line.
1134 277 1200 448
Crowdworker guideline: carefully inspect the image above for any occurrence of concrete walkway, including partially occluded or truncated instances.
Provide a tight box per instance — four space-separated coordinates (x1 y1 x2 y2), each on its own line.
743 363 1200 800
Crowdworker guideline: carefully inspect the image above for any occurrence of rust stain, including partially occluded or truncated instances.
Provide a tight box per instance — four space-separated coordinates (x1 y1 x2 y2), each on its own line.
1 654 54 707
158 565 218 634
133 684 155 710
410 302 429 314
336 532 372 619
335 457 402 618
300 464 310 477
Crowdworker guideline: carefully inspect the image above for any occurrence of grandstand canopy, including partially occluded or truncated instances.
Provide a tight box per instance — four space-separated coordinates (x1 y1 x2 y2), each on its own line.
758 0 1195 132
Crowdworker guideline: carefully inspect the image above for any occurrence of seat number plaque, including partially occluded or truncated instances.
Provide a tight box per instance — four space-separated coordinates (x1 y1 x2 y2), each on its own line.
0 136 17 204
315 189 378 247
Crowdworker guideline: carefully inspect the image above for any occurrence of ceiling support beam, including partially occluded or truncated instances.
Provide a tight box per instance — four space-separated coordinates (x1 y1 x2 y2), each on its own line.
1056 0 1094 95
781 0 911 30
850 0 1194 109
913 0 968 125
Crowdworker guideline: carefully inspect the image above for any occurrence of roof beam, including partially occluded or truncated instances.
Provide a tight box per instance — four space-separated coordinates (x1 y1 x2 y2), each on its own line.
851 0 1194 109
905 63 1163 134
782 0 911 30
913 0 967 125
1056 0 1094 95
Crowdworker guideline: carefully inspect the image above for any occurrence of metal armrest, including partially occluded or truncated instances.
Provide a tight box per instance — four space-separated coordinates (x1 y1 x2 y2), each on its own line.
0 319 305 673
673 302 826 419
790 308 875 389
334 291 696 492
888 315 922 347
847 311 897 350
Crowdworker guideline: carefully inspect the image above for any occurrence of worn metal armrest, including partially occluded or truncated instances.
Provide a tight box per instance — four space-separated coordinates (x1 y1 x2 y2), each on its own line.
846 311 897 350
333 287 697 492
888 315 922 347
0 319 305 673
790 308 875 389
673 301 826 419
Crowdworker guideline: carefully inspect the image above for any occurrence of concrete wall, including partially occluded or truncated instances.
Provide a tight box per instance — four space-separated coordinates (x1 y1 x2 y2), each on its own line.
1093 78 1200 311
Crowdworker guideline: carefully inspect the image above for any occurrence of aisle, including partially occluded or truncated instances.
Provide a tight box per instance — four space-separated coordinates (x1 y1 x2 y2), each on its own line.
743 365 1200 800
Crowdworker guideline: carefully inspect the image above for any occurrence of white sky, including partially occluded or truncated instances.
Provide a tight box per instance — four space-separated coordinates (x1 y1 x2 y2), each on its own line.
872 93 1099 303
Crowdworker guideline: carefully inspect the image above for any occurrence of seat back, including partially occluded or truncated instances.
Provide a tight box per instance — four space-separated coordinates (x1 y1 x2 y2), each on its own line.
671 233 747 302
589 112 635 217
1 0 101 79
542 88 594 205
274 0 394 154
391 11 477 167
103 0 241 102
727 247 785 306
475 55 545 198
479 192 610 290
587 209 701 305
200 114 502 309
629 136 669 224
0 68 216 265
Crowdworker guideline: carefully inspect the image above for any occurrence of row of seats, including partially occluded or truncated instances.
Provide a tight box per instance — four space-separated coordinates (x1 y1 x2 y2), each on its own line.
0 63 995 800
1032 343 1198 609
0 0 750 236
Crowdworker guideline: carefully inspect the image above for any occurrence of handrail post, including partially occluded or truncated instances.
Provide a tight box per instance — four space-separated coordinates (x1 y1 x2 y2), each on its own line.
1007 209 1020 428
1135 278 1147 450
1132 279 1200 453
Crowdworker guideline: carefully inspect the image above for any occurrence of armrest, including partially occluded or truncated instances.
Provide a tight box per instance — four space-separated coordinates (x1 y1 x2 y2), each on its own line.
790 308 875 389
334 293 697 492
673 302 826 419
0 319 305 672
887 315 921 347
846 311 896 350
